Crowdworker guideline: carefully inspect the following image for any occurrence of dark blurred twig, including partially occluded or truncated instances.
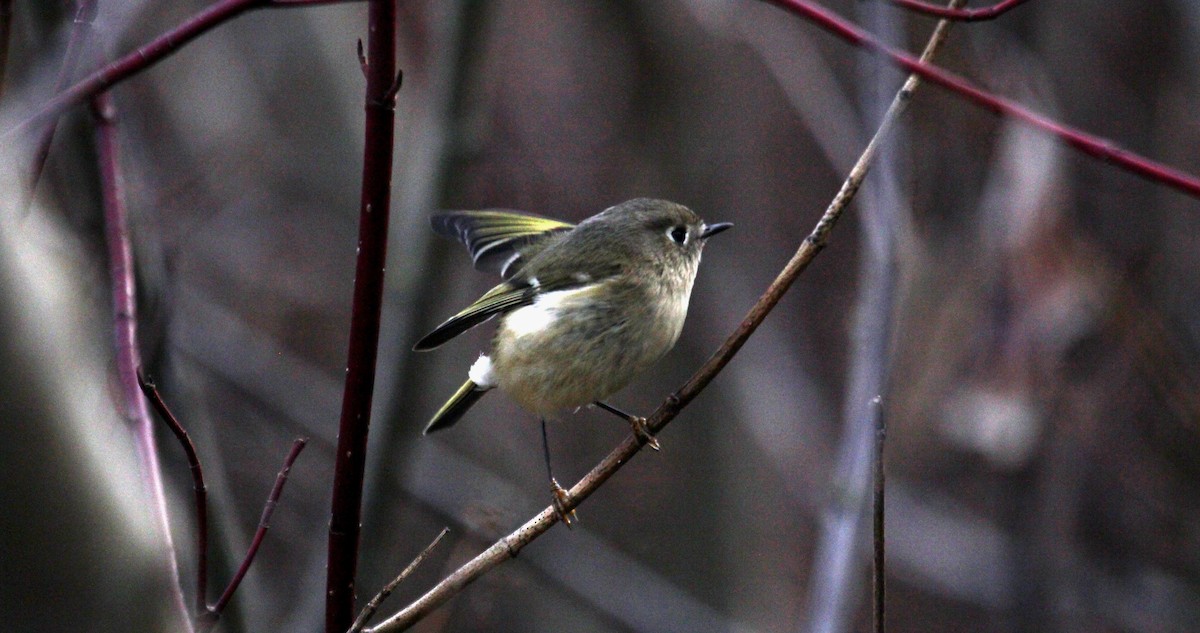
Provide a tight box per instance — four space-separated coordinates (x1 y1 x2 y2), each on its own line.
873 398 886 633
3 0 365 140
763 0 1200 198
888 0 1030 21
325 1 399 631
139 373 210 619
92 81 194 633
25 0 99 204
349 528 450 633
0 0 13 102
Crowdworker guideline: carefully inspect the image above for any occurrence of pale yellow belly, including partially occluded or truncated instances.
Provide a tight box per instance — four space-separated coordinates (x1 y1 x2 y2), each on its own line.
490 282 686 415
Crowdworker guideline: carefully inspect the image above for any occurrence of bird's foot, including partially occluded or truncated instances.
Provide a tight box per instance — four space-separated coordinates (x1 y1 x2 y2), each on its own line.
550 478 577 528
629 416 661 451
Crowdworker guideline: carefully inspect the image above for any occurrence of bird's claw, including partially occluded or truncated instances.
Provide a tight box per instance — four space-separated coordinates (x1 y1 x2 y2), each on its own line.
550 478 577 528
629 416 661 451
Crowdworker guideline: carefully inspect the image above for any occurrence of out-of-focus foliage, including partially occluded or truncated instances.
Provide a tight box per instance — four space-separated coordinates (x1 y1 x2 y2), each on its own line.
3 0 1198 631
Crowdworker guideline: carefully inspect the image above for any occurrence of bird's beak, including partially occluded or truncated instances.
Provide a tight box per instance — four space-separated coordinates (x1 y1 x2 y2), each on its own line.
700 222 733 239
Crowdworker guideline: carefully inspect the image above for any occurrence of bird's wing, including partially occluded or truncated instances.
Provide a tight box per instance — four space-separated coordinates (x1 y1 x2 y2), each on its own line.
412 263 623 351
431 210 574 279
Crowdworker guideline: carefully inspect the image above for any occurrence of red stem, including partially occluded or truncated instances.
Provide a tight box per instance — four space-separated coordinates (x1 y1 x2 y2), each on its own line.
139 373 210 619
325 1 399 631
888 0 1031 21
27 0 100 197
3 0 364 140
208 439 308 622
0 0 13 102
765 0 1200 199
93 88 194 632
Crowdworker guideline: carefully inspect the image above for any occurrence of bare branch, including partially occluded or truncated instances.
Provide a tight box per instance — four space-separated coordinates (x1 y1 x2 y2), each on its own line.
202 438 308 631
762 0 1200 198
0 0 15 102
3 0 365 140
366 3 972 630
888 0 1031 21
349 528 450 633
873 397 887 633
139 373 210 618
325 1 399 631
26 0 100 198
93 80 194 632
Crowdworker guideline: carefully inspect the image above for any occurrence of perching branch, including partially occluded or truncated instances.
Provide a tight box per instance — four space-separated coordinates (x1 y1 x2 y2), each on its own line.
762 0 1200 199
139 373 211 619
366 3 970 631
888 0 1030 21
348 528 450 633
92 81 194 633
3 0 365 140
325 1 400 631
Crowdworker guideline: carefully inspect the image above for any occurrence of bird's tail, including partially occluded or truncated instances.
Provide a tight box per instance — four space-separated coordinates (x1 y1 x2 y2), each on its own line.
424 379 490 434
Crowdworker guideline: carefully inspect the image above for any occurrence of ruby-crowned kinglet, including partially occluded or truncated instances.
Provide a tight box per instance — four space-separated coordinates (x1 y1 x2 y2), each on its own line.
414 198 731 435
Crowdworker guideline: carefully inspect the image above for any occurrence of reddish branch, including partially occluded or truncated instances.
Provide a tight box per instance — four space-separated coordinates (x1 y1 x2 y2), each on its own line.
3 0 363 139
141 375 308 630
325 1 400 631
763 0 1200 198
93 85 194 632
0 0 12 102
206 439 308 631
27 0 100 198
888 0 1030 21
139 374 211 618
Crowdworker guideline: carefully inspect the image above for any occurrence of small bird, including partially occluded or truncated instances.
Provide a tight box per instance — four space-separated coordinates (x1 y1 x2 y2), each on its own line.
414 198 731 521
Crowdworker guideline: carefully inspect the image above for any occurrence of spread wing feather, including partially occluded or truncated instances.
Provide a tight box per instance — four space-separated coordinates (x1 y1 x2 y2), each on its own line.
431 210 573 279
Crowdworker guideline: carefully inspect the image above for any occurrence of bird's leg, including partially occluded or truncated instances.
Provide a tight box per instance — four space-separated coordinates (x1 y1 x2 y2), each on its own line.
541 418 576 527
593 401 660 451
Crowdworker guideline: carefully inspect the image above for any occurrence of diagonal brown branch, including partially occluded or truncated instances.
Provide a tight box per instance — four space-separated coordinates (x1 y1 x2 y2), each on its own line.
349 528 450 633
366 4 966 632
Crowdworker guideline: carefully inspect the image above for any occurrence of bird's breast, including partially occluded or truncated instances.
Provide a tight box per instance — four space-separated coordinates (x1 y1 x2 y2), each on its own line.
490 275 694 413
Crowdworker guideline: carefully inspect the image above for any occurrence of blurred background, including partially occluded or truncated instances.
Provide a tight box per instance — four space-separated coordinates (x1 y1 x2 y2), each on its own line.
2 0 1199 631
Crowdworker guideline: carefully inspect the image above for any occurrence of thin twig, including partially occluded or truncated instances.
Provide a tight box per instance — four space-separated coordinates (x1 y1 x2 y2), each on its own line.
3 0 364 140
872 397 886 633
0 0 13 102
27 0 100 197
202 438 308 631
367 4 966 631
325 1 399 631
349 528 450 633
138 372 210 618
888 0 1030 21
93 81 194 633
762 0 1200 199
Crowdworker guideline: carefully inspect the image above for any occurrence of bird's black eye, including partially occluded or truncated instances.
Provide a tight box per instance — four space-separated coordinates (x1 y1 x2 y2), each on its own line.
669 226 688 244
